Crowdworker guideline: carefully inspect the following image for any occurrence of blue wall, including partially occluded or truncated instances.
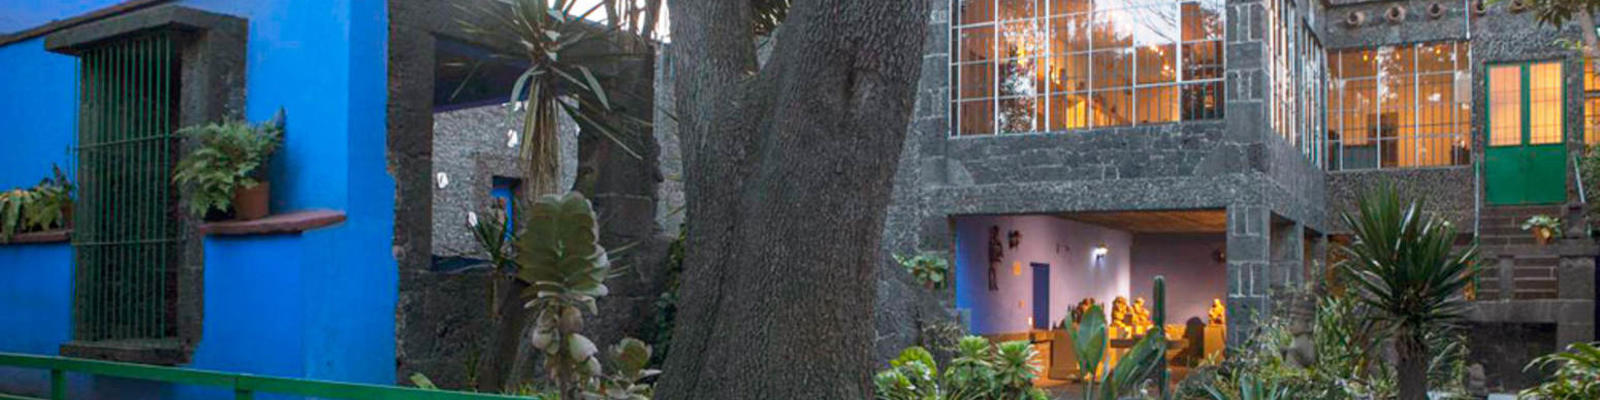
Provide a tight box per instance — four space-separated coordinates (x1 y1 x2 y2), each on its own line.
0 0 396 396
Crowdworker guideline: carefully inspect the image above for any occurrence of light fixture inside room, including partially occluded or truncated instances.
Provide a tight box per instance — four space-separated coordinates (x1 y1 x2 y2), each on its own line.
1092 244 1109 260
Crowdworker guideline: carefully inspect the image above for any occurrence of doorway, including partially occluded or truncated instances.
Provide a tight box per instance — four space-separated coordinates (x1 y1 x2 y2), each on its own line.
1485 62 1566 205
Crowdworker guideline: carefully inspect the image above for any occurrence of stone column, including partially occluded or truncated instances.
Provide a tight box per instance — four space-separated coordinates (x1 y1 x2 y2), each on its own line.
1226 205 1271 347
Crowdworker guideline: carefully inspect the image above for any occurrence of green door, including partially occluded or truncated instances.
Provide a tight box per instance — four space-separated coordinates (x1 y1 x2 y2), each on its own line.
1485 62 1567 205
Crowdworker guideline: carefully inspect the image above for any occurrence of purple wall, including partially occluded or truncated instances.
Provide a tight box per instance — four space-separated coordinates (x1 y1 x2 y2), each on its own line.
1130 234 1228 324
954 215 1132 335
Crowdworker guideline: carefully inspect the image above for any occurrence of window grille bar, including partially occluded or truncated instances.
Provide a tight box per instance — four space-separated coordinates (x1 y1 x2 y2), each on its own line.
72 31 179 342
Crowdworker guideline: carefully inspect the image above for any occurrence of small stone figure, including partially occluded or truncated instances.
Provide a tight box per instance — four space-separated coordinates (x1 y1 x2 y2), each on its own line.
1131 297 1152 335
1208 299 1226 325
1110 296 1131 337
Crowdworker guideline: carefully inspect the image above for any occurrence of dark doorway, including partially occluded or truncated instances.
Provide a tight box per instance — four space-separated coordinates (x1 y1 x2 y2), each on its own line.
1032 262 1050 329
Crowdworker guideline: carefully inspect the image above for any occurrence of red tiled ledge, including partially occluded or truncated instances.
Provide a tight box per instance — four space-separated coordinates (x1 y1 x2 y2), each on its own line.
201 209 346 236
3 229 71 244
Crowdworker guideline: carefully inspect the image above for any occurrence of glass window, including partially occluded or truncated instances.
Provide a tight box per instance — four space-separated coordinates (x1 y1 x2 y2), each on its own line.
1328 42 1472 170
1585 58 1600 145
1488 65 1523 147
1529 63 1563 145
950 0 1225 136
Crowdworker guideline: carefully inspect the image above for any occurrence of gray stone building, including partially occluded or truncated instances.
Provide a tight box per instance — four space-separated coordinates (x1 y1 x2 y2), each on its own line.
384 0 1598 392
877 0 1599 391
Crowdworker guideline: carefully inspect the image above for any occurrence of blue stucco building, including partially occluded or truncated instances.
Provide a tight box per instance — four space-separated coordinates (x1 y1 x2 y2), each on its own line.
0 0 396 397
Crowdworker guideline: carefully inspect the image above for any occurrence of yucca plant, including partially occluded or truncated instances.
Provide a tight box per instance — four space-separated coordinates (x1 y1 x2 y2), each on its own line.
1336 185 1479 400
1519 341 1600 400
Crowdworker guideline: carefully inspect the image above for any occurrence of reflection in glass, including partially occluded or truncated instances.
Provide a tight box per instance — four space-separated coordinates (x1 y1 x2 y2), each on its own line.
1329 42 1472 169
951 0 1225 135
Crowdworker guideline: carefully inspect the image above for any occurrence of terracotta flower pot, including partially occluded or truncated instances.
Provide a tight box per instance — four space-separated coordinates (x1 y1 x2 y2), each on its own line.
232 181 270 221
1533 226 1555 245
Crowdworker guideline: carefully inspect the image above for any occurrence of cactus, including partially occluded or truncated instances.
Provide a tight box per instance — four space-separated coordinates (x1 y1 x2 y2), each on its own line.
1154 276 1169 400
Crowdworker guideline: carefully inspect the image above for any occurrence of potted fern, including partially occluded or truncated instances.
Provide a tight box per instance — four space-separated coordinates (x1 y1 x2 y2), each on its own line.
173 111 284 221
1522 215 1562 245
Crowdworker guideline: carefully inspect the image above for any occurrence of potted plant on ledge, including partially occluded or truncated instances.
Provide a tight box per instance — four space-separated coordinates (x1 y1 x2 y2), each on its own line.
173 111 284 221
1522 215 1562 245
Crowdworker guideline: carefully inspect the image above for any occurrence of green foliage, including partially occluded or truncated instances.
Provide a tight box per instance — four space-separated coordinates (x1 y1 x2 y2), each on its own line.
1522 215 1562 231
0 164 75 241
1491 0 1600 28
517 193 612 398
172 112 283 218
1066 278 1171 400
894 252 950 289
649 224 684 367
1519 342 1600 400
1583 145 1600 226
1202 373 1289 400
25 164 73 232
1336 185 1478 400
872 338 1047 400
588 338 660 400
0 188 38 241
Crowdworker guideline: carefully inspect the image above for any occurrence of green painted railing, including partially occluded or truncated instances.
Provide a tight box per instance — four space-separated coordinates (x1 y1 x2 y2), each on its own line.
0 352 526 400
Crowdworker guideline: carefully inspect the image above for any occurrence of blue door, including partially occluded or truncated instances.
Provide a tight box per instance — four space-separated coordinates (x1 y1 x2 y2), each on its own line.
1031 263 1050 329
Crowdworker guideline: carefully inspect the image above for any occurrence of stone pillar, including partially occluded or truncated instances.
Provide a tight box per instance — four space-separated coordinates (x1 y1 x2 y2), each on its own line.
1557 253 1597 345
1269 221 1305 291
1226 205 1271 347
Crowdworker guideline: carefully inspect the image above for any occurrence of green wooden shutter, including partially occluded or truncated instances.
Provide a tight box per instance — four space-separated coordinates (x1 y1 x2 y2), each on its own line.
72 31 180 341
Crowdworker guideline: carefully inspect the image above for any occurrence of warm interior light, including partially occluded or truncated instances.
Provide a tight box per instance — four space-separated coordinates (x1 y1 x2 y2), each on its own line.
1092 245 1109 259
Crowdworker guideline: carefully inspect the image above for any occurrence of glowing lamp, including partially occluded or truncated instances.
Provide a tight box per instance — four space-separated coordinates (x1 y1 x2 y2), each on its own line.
1092 245 1109 260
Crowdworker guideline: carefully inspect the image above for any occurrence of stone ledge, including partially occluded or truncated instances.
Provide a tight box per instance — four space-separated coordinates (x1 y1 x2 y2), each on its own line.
1 229 71 245
200 210 346 236
1468 299 1595 323
60 339 188 366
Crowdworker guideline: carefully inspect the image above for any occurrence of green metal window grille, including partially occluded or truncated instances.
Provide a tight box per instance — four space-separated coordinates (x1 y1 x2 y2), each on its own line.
72 30 181 342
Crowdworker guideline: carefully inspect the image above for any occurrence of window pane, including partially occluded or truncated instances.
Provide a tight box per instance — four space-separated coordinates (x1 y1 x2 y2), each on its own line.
1136 43 1177 84
1339 50 1377 78
1417 42 1456 73
1416 73 1459 166
1000 96 1046 133
957 26 997 64
958 99 996 135
1136 85 1179 123
1529 62 1563 145
1092 9 1135 49
1050 92 1091 129
1048 0 1093 15
1046 53 1090 92
957 62 996 99
957 0 999 25
1183 40 1223 80
1181 81 1224 120
1488 65 1523 147
1000 58 1046 97
1092 49 1133 87
1181 1 1223 41
999 0 1041 20
1049 14 1090 54
1000 21 1046 60
1340 79 1376 146
1379 74 1414 166
1091 89 1132 127
1375 45 1413 81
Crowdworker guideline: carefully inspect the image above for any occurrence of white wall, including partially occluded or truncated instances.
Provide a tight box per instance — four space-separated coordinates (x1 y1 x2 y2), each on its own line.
953 215 1132 335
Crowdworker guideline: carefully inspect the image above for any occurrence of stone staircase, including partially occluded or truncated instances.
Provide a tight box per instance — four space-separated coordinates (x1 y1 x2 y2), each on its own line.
1474 205 1566 300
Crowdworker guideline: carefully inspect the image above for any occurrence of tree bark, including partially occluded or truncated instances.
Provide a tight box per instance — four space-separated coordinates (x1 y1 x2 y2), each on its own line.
654 0 929 398
1395 332 1429 400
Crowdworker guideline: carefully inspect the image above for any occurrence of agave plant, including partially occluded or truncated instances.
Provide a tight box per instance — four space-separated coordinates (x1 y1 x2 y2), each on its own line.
1067 278 1171 400
1203 373 1290 400
1518 342 1600 400
1336 185 1479 400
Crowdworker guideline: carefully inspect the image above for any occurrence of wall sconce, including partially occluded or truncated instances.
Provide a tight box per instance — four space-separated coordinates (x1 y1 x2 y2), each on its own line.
1092 244 1109 261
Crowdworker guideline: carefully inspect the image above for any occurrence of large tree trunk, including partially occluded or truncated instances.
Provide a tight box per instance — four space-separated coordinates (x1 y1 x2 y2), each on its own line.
654 1 928 398
1395 332 1429 400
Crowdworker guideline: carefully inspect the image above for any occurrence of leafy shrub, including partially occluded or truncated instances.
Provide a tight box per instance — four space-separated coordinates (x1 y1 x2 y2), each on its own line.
172 112 283 217
894 252 950 289
0 164 74 241
873 337 1048 400
1518 342 1600 400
